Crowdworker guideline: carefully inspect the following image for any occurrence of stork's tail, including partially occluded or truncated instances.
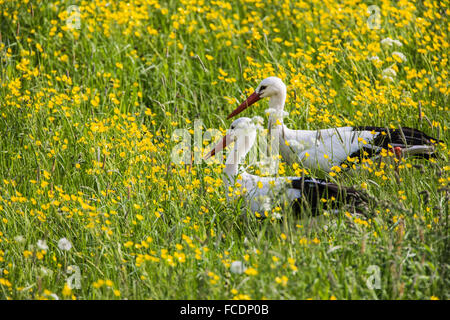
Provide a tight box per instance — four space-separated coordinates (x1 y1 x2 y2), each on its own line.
353 126 443 159
290 178 369 215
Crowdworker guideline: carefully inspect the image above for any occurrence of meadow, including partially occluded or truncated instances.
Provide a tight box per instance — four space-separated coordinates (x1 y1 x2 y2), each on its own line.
0 0 448 300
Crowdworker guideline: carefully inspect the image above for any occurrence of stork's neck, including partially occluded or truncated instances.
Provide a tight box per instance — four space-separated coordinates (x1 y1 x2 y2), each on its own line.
224 146 243 179
268 91 286 111
268 113 285 129
223 133 255 181
267 91 287 129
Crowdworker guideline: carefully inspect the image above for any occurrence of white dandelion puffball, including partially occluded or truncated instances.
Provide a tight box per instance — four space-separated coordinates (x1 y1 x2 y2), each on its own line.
392 51 407 62
230 261 247 274
37 240 48 250
14 235 25 243
58 238 72 251
381 37 402 47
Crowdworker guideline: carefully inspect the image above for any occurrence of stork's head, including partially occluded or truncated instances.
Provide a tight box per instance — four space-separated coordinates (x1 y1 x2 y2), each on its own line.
227 77 287 119
255 77 286 99
204 117 261 160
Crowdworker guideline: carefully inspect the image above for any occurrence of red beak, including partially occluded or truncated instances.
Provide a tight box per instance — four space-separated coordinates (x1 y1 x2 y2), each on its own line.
393 146 403 159
227 91 261 119
204 134 233 160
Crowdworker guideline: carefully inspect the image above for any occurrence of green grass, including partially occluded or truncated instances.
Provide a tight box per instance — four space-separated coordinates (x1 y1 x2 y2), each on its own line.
0 0 448 300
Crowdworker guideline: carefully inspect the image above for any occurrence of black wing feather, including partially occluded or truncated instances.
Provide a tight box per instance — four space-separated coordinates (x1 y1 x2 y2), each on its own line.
353 126 440 147
347 126 442 161
290 178 367 215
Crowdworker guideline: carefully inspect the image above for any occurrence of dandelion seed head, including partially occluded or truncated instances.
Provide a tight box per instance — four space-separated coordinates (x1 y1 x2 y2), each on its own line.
58 238 72 251
37 240 48 250
230 261 246 274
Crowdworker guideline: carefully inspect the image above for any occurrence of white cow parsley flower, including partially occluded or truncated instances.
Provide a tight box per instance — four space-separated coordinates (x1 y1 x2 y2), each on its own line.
382 67 397 78
381 37 402 47
392 51 407 62
272 212 282 220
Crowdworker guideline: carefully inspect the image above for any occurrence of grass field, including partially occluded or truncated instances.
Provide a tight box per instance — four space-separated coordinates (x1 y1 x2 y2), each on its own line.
0 0 448 300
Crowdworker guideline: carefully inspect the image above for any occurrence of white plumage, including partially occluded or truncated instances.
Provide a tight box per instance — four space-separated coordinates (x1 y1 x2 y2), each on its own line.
227 77 438 172
205 117 367 216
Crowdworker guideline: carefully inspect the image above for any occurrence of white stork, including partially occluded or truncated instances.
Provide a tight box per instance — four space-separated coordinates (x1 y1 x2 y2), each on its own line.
204 117 368 216
227 77 440 172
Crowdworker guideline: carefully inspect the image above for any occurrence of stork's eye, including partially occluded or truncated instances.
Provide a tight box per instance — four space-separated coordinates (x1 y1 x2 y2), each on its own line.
260 85 267 91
